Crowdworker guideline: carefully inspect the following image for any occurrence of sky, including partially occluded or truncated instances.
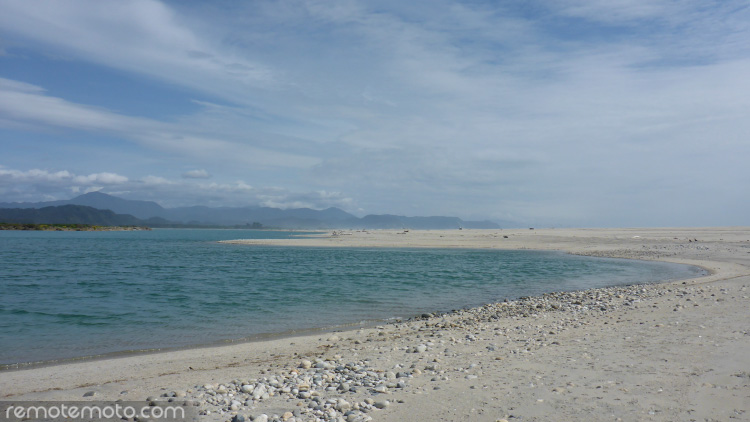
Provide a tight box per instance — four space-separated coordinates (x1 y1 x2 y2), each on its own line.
0 0 748 227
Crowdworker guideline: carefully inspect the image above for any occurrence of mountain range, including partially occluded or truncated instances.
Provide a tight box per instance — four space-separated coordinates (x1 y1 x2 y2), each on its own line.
0 192 510 229
0 205 165 227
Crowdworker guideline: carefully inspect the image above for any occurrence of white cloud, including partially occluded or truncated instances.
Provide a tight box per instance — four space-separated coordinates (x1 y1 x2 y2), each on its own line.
554 0 675 22
0 165 357 211
1 1 749 225
0 78 45 94
0 167 73 182
0 166 131 203
198 181 255 194
0 167 128 186
140 175 174 185
82 186 104 194
72 172 129 184
0 0 273 99
258 189 354 210
0 77 158 132
181 169 211 179
0 77 320 169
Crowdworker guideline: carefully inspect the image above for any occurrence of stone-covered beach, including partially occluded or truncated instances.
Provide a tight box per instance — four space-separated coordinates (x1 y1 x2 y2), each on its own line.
2 228 748 422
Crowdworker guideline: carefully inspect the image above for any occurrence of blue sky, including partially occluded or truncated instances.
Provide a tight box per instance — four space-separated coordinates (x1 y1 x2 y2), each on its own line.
1 0 748 227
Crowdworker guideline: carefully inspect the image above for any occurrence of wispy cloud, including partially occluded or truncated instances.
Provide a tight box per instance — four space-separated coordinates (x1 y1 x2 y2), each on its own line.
181 169 211 179
0 165 355 210
1 0 749 225
0 166 127 185
0 77 320 169
73 173 129 185
0 0 274 99
0 166 129 202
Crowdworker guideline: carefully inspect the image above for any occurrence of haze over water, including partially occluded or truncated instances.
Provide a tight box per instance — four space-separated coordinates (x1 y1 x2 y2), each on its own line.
0 229 704 366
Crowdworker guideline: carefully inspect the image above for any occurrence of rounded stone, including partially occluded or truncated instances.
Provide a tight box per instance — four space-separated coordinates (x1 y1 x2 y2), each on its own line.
252 384 267 400
373 400 389 409
240 384 254 394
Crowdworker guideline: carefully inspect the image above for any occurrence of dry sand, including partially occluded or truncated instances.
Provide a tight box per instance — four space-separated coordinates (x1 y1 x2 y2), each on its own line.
1 228 749 421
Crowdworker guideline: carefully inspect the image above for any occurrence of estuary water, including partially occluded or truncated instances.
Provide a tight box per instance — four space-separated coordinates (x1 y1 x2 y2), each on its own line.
0 229 704 367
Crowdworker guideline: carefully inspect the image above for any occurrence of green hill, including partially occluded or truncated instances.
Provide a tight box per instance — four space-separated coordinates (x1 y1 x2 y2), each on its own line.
0 205 146 226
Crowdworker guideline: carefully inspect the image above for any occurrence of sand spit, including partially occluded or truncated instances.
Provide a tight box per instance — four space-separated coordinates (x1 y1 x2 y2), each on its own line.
1 228 749 422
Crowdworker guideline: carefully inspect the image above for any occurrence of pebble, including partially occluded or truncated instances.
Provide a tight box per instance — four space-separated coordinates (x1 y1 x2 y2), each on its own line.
252 384 267 400
240 384 254 394
373 400 389 409
140 280 694 422
335 400 352 412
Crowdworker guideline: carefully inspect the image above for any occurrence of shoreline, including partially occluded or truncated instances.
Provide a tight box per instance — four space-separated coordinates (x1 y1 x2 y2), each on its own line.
0 223 151 231
0 248 704 372
2 227 748 422
0 317 393 373
0 257 705 373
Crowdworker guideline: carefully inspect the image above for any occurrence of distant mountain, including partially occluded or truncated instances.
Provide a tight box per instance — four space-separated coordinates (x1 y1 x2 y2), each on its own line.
0 191 166 220
67 191 167 219
0 192 510 229
161 205 360 226
0 205 147 226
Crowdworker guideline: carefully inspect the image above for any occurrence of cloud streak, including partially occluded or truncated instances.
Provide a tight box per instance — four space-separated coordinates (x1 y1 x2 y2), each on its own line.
0 0 749 226
0 167 128 185
0 165 355 211
0 77 319 169
0 0 273 98
181 169 211 179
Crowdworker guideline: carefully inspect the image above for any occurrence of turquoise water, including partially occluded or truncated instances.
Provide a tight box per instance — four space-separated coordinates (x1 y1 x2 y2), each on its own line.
0 229 704 366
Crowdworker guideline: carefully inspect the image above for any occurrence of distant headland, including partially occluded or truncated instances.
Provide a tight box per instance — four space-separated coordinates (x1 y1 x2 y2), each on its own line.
0 222 150 231
0 191 513 230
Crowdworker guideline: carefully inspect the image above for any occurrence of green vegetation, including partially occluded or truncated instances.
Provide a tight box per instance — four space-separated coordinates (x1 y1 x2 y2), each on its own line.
0 222 150 231
0 205 271 230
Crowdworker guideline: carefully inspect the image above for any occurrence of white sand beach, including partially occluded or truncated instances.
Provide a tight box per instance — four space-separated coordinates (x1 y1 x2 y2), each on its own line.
2 228 749 422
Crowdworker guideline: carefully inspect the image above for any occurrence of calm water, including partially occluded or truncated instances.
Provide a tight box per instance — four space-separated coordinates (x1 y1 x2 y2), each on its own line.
0 229 704 366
